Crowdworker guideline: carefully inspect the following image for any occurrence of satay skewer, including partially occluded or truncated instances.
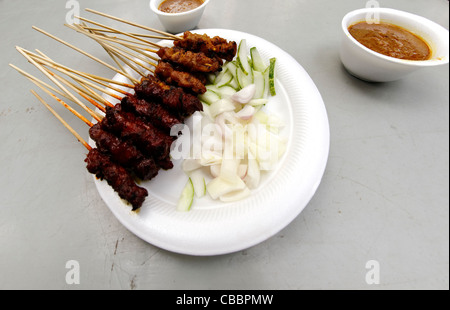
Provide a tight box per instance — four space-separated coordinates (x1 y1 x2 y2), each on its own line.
84 8 181 40
31 90 92 150
74 15 163 50
30 89 149 210
22 50 131 100
81 27 172 41
32 26 139 84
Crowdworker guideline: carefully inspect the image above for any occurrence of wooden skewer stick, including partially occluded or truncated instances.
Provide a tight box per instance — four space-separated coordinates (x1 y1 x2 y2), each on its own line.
74 16 162 50
84 8 181 40
78 24 160 55
17 46 102 123
70 24 155 74
24 51 131 99
34 49 110 112
26 49 134 89
29 78 95 126
31 90 92 151
9 63 74 103
45 68 106 114
32 26 139 84
81 27 172 40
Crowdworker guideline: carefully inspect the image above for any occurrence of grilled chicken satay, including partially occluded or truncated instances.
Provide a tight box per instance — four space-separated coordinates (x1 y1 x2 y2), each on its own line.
156 46 222 73
174 31 238 62
102 104 174 167
135 75 203 119
155 61 207 95
120 94 182 132
85 148 148 211
89 123 159 181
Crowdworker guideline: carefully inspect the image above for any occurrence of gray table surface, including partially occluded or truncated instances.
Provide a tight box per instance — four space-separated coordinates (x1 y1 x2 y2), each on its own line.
0 0 448 290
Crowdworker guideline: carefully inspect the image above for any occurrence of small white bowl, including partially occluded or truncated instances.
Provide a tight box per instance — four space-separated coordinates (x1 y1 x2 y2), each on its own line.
340 8 449 82
150 0 210 34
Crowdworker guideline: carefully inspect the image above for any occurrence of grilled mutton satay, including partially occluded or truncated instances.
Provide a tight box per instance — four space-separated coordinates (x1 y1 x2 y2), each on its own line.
155 61 207 95
156 46 222 73
102 104 174 169
174 31 238 62
85 148 148 211
135 75 203 119
121 95 181 132
89 123 159 181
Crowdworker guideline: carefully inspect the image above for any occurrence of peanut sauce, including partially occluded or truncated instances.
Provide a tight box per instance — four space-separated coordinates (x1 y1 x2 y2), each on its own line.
348 21 431 61
159 0 204 14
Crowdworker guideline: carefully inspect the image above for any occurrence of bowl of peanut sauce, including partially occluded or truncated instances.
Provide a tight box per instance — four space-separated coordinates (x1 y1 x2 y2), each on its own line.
150 0 210 34
340 8 449 82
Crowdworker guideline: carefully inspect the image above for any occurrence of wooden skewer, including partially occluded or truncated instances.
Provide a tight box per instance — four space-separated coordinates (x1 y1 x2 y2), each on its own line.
31 90 92 151
75 16 163 50
46 69 106 114
26 49 134 89
85 8 181 40
17 46 103 123
81 27 172 40
32 26 139 84
79 24 160 55
34 49 110 112
9 63 75 103
29 78 95 127
70 24 155 74
24 51 131 99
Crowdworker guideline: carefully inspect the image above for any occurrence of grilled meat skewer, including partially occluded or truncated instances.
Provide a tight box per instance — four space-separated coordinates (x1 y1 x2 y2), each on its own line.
89 123 159 181
85 148 148 211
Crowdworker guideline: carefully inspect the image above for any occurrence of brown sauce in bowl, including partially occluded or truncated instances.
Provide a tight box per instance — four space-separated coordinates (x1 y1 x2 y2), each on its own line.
348 21 431 61
159 0 204 14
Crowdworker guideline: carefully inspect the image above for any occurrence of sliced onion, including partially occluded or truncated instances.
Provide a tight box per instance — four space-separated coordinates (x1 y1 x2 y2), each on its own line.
231 84 256 104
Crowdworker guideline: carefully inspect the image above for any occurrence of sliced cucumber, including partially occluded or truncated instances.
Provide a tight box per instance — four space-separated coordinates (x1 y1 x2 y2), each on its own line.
253 70 265 99
268 58 277 96
215 70 233 88
189 170 206 198
177 179 194 212
237 39 251 76
199 88 221 105
218 85 237 98
250 47 266 72
236 66 253 89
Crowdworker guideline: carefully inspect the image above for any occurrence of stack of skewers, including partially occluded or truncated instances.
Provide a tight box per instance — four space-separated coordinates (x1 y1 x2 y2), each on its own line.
11 9 238 211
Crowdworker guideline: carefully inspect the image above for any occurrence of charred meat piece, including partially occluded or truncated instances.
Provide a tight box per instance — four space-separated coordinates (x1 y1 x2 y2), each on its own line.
155 61 207 94
101 104 173 165
85 148 148 211
89 123 159 181
157 46 221 73
174 31 238 62
120 95 181 132
135 75 203 119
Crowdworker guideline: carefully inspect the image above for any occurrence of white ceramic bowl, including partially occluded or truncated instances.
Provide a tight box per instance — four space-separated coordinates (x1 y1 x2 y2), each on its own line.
340 8 449 82
150 0 210 34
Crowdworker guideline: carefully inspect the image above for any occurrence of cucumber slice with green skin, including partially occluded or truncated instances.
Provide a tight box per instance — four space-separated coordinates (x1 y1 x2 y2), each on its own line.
268 58 277 96
215 70 233 88
189 170 206 198
236 66 253 89
199 88 221 105
217 85 237 98
177 179 194 212
253 70 265 99
250 47 267 72
237 39 251 76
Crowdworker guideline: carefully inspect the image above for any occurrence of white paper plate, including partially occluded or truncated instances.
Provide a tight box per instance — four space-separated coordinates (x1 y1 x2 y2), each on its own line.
92 29 330 256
